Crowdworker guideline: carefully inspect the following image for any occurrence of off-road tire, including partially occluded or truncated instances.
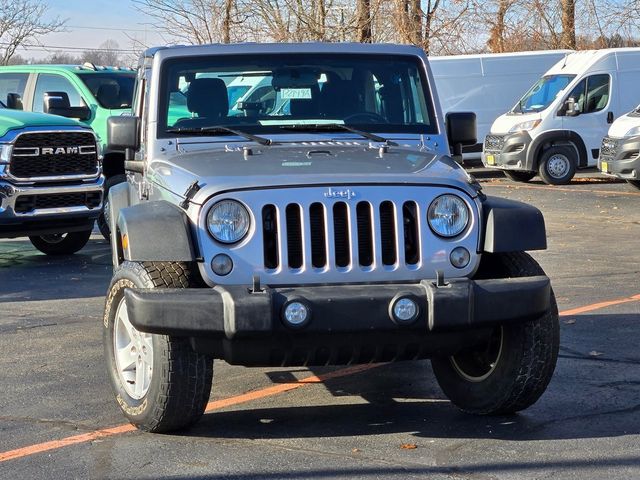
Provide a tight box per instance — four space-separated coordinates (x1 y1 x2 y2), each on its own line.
29 229 92 255
627 180 640 190
97 174 127 242
538 145 577 185
431 252 560 415
104 261 213 432
503 170 536 183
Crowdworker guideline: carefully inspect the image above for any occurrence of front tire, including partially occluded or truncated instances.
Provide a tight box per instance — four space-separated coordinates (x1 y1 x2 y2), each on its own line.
538 146 577 185
503 170 536 183
431 252 559 415
29 229 92 255
104 261 213 432
97 174 127 242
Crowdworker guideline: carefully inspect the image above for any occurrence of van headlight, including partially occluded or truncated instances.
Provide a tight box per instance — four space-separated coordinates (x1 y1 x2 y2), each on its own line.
508 119 541 133
206 200 251 244
427 194 470 238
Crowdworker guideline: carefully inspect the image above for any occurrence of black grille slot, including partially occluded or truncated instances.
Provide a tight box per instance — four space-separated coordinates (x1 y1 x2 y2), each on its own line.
484 135 505 152
14 191 102 214
379 201 397 265
333 202 350 267
403 201 420 265
309 203 327 268
262 205 279 269
10 131 98 178
286 204 303 269
356 202 373 267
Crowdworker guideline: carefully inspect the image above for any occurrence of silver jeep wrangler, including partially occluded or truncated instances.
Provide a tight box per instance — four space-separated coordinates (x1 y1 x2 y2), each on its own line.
103 43 559 433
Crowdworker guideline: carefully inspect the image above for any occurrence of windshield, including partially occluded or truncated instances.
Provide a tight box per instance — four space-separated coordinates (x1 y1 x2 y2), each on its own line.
512 74 575 114
158 54 436 137
77 72 135 109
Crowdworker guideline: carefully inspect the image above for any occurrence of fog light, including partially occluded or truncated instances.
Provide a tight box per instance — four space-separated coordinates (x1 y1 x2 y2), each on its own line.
282 301 310 327
390 296 419 324
211 253 233 276
450 247 470 269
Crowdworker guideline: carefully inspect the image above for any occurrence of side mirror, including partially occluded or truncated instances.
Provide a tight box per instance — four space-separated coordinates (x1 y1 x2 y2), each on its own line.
107 116 140 160
43 91 92 121
565 97 580 117
446 112 477 164
6 93 23 110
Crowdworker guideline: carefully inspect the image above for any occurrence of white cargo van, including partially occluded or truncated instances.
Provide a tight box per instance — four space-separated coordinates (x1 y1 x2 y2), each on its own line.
430 50 571 161
483 48 640 184
598 105 640 189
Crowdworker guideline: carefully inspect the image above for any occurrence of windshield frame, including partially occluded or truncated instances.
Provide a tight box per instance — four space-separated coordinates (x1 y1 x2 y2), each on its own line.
76 71 136 110
156 53 439 139
511 74 576 114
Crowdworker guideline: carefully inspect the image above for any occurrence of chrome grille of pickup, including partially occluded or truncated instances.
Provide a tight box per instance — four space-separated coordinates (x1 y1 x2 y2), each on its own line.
484 135 505 152
9 131 98 179
262 199 422 271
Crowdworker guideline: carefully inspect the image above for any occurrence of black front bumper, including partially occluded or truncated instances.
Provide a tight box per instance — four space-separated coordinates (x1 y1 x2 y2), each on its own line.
482 132 533 171
599 135 640 180
125 277 551 366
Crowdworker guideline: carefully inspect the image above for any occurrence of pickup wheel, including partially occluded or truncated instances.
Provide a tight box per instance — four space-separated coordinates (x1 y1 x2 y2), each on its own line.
431 252 559 415
29 229 92 255
104 261 213 432
538 146 577 185
97 174 127 242
503 170 536 183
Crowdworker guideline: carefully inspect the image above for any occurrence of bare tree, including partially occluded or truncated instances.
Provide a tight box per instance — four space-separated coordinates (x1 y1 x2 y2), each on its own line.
356 0 372 42
560 0 576 48
0 0 65 65
81 40 123 66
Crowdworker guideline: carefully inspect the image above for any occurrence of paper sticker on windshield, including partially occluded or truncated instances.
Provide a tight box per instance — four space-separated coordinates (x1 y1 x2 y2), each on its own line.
281 88 312 99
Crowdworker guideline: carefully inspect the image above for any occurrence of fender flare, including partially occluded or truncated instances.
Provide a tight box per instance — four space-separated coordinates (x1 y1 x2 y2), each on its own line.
527 130 589 170
115 200 196 265
481 196 547 253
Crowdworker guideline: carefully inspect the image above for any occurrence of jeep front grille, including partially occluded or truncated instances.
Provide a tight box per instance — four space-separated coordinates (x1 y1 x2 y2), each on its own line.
262 199 423 271
9 131 98 179
484 135 505 152
14 191 102 213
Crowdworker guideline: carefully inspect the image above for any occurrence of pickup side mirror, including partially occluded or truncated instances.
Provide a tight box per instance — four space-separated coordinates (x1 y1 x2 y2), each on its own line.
43 91 92 121
107 116 140 161
6 93 23 110
446 112 477 164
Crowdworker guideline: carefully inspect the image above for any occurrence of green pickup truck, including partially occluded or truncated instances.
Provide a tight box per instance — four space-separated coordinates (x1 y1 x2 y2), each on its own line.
0 107 102 255
0 63 135 238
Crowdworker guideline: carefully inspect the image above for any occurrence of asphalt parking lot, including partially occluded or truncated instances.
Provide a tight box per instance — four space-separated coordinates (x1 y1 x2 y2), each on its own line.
1 170 640 480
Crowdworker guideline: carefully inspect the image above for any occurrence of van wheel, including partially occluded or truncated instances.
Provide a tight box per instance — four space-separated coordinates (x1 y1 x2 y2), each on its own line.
627 180 640 190
538 146 577 185
29 229 92 255
503 171 536 182
98 174 127 242
104 261 213 432
431 252 559 415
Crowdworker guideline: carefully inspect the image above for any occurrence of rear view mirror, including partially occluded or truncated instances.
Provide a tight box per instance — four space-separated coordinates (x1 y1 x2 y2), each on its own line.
43 91 91 121
565 97 581 117
107 116 140 159
446 112 477 163
6 93 23 110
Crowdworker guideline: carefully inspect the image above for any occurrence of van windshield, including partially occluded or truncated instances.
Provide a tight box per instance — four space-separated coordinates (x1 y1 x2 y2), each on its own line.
512 75 575 114
158 53 437 136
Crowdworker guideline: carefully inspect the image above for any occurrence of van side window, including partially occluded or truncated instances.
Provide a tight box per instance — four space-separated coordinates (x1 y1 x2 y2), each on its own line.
566 75 610 114
33 74 85 112
0 73 28 108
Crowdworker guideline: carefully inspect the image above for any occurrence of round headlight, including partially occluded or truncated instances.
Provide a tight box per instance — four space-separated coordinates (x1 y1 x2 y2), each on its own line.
427 194 470 238
207 200 251 244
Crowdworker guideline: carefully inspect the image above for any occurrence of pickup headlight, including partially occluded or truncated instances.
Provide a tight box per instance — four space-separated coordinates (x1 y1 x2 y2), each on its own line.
625 126 640 137
508 119 541 133
427 194 470 238
207 199 251 244
0 144 12 163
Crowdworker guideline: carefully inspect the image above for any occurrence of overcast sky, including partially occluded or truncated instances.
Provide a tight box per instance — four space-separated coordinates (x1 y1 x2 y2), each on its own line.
17 0 165 60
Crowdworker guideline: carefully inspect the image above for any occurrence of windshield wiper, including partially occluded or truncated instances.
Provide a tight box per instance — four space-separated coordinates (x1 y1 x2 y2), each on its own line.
279 123 398 146
166 125 273 146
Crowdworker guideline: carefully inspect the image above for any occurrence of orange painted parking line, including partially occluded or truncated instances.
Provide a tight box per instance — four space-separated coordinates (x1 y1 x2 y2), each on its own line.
3 294 640 464
488 182 640 197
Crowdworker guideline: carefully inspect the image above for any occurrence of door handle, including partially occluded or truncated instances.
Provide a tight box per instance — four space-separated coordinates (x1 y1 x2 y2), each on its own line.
607 111 614 124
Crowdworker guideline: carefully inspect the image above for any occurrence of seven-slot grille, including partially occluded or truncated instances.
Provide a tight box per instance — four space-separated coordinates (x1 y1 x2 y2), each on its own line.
262 200 422 271
14 191 102 214
9 131 98 179
484 135 505 152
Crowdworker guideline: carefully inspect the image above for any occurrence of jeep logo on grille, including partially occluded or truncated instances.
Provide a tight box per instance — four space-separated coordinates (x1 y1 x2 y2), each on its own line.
324 187 357 200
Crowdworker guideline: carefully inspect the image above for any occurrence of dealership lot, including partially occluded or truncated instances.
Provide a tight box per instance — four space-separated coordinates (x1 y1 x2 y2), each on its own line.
1 171 639 480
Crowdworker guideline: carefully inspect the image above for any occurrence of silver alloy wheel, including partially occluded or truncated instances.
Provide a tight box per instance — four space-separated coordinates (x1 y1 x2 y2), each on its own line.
40 234 66 244
113 296 153 399
450 327 504 382
546 154 570 179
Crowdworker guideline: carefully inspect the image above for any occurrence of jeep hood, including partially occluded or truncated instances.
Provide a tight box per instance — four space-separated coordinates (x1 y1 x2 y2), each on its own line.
0 109 81 138
150 143 479 204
